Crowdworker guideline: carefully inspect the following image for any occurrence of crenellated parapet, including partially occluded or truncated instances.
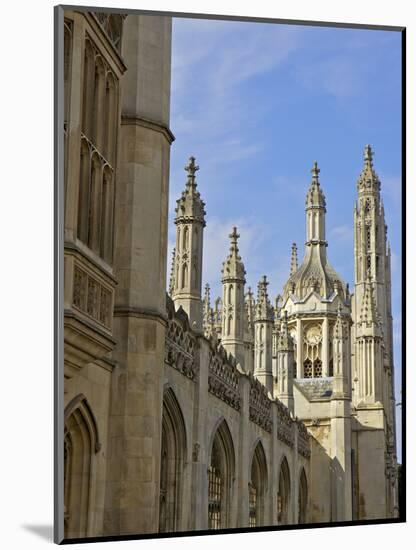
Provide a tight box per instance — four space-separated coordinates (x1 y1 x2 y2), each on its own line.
297 420 311 459
276 400 294 448
248 374 273 432
208 340 241 411
165 295 198 381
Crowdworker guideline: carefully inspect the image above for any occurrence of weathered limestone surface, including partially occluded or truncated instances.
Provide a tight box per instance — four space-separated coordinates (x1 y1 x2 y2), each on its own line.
62 9 398 540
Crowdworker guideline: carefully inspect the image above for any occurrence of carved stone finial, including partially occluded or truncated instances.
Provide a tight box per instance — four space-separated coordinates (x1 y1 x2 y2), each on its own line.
185 155 199 182
229 226 240 247
364 144 374 165
169 247 176 296
311 161 320 183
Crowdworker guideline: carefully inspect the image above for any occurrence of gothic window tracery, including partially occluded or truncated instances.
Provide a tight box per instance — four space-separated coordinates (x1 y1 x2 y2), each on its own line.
64 396 100 538
303 324 322 378
76 34 119 265
208 420 235 530
277 457 291 525
158 389 187 533
249 442 267 528
298 468 308 524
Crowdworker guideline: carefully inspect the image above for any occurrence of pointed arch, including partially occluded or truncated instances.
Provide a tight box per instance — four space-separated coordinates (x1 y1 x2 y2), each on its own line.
64 394 100 538
277 456 291 525
298 467 308 524
227 284 233 306
182 263 188 288
249 440 268 527
159 388 187 533
183 225 189 250
208 418 236 530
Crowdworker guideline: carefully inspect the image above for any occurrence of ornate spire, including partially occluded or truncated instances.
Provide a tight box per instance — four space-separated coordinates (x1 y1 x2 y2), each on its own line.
221 226 246 282
290 242 298 275
175 155 206 226
357 144 380 194
168 247 176 296
255 276 273 322
306 161 326 210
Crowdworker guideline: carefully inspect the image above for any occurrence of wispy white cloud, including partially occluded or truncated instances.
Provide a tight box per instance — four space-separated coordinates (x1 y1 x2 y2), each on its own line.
170 19 303 171
296 57 360 99
330 224 353 242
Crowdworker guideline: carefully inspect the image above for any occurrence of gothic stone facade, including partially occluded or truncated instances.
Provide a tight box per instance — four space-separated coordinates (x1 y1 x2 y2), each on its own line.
62 10 398 540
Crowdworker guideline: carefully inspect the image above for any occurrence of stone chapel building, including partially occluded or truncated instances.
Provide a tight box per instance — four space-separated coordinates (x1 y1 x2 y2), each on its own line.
62 9 399 540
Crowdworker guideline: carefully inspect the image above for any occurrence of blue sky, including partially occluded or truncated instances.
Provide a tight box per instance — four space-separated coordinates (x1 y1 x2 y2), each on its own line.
168 18 402 460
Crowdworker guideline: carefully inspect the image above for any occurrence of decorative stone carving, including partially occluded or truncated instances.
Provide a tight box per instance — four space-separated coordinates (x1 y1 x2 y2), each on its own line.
192 442 200 462
275 400 294 447
72 265 112 330
165 296 197 381
248 374 272 432
297 420 311 459
208 343 241 411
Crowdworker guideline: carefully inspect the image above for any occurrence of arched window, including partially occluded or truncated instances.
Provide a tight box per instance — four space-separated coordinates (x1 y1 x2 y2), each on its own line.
82 39 95 140
298 468 308 524
104 72 117 163
88 153 103 253
313 358 322 378
278 457 291 525
77 139 91 243
228 284 233 306
182 263 188 288
64 395 100 539
303 358 313 378
159 389 187 533
249 442 268 527
183 226 189 251
93 56 106 150
208 420 235 530
100 166 114 263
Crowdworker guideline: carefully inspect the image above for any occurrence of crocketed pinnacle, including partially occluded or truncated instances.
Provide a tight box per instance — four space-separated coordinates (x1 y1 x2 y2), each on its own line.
333 305 346 340
221 226 246 282
290 243 298 275
175 156 206 226
305 161 326 210
168 247 176 296
255 275 273 322
203 283 214 335
357 144 381 194
277 311 294 352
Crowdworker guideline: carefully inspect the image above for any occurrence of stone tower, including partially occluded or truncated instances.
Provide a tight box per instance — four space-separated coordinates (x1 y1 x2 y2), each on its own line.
221 227 246 367
281 161 352 523
352 146 395 411
351 145 398 518
172 156 206 332
254 276 274 394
